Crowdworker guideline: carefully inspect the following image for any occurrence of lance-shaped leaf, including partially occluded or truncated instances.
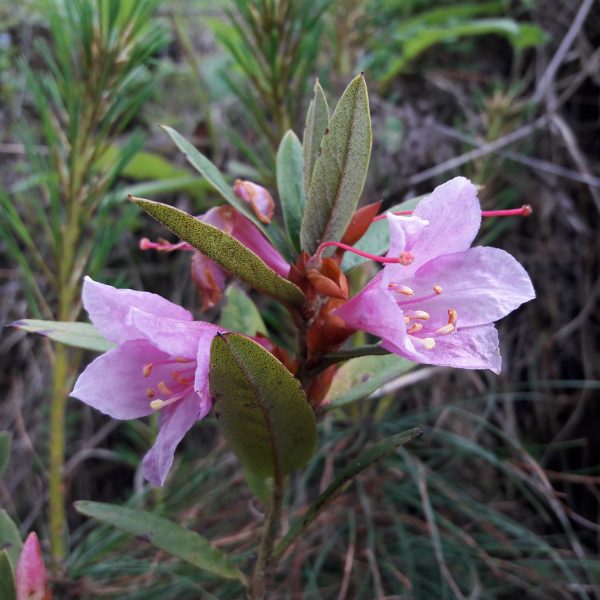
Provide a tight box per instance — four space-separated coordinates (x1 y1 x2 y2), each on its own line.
0 551 16 600
220 286 267 337
301 74 372 254
11 320 115 353
0 432 11 479
276 131 305 253
161 125 293 259
131 197 305 307
303 80 329 194
210 333 317 481
273 428 423 560
75 501 245 583
0 510 22 568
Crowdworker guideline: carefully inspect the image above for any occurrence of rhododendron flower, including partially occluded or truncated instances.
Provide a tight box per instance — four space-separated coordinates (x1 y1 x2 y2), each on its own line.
16 532 51 600
141 205 289 310
71 276 221 485
335 177 535 372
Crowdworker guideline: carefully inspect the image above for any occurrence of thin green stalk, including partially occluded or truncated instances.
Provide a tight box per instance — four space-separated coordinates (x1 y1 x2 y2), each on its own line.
249 476 285 599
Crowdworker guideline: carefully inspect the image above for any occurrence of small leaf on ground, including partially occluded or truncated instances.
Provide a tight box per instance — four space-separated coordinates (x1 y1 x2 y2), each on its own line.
74 501 245 582
210 333 317 481
131 197 305 307
11 320 115 353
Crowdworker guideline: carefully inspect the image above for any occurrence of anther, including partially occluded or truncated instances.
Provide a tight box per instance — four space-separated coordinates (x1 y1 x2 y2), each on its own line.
143 363 153 377
414 337 436 350
389 283 414 296
146 388 155 399
435 308 458 335
408 323 423 334
157 381 173 396
408 310 430 321
433 284 443 295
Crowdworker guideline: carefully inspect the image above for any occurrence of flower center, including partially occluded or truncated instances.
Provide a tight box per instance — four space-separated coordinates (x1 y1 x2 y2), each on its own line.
142 357 196 410
389 282 458 350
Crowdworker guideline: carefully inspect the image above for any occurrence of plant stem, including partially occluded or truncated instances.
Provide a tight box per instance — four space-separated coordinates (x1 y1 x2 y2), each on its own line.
48 343 68 568
249 477 284 599
314 344 390 370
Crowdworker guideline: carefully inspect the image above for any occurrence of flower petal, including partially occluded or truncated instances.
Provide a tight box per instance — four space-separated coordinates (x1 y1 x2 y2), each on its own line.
233 213 290 277
390 247 535 329
16 532 47 600
334 274 408 351
190 253 227 311
82 276 192 344
407 177 481 271
384 323 502 373
193 330 218 419
386 214 429 257
71 340 168 419
142 392 201 486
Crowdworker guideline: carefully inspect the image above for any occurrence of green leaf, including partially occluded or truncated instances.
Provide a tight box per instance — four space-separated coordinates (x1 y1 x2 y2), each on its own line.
341 195 424 271
301 74 372 254
131 197 305 307
11 320 115 353
303 80 329 194
273 427 423 560
74 501 245 583
0 551 16 600
0 510 22 568
276 131 305 253
0 432 11 479
326 354 415 408
210 333 317 480
220 286 268 337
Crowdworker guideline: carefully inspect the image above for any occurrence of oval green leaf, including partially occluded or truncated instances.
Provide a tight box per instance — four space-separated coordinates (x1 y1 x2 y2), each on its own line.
273 427 423 560
11 320 115 353
210 333 317 481
74 501 245 583
131 196 305 307
0 550 16 600
276 130 305 253
303 80 329 194
300 74 372 254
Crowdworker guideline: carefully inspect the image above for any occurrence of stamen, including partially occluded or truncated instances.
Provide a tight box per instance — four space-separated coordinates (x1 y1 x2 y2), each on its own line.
150 397 180 410
157 381 173 396
143 363 153 377
398 252 414 266
433 284 443 295
143 357 193 378
408 323 423 334
372 205 532 222
146 388 155 399
413 337 436 350
407 310 430 321
314 241 409 265
435 308 458 335
389 283 414 296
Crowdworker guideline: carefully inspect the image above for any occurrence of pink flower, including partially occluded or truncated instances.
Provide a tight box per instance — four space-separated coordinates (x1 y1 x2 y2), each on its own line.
16 532 50 600
335 177 535 373
141 205 289 311
71 276 221 485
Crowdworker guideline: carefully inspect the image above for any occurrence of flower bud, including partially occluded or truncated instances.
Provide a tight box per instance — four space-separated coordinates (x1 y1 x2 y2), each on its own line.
233 179 275 224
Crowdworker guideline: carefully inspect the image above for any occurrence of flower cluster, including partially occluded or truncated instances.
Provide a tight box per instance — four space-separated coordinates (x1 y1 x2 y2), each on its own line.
72 176 534 485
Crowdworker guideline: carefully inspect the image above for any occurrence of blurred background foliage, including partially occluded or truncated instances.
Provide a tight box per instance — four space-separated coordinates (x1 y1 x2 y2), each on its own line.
1 0 599 597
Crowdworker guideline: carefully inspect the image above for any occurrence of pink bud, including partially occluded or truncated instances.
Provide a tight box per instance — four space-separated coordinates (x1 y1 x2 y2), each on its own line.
16 532 50 600
233 179 275 224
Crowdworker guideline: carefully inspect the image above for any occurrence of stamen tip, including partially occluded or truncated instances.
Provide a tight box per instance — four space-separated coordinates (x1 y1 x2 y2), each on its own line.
150 399 165 410
143 363 153 377
522 204 532 216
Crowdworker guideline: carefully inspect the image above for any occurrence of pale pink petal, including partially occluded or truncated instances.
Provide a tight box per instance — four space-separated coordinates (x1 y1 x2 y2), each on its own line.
233 213 290 276
127 308 221 359
201 206 235 234
384 323 501 373
393 247 535 329
142 392 201 486
16 532 47 600
193 330 221 419
335 274 408 351
386 214 429 257
71 340 169 419
233 179 275 224
406 177 481 272
190 253 227 311
82 276 192 344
